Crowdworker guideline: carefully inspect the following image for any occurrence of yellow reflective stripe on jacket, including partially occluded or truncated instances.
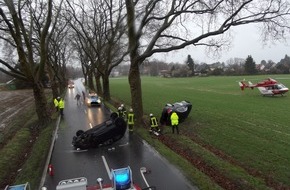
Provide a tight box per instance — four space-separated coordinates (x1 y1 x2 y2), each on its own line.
128 113 134 124
54 99 58 107
170 112 179 125
58 100 65 108
150 117 158 127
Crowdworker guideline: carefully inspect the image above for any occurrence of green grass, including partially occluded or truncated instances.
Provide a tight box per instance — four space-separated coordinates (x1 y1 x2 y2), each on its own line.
110 75 290 189
0 90 58 189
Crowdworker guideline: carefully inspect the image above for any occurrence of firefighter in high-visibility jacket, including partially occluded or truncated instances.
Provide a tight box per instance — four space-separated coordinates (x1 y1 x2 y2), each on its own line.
58 98 65 116
149 113 160 132
127 108 135 132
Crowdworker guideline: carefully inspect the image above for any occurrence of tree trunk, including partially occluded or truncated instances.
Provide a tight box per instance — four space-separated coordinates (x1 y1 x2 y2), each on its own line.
126 0 144 127
33 82 50 125
102 73 110 101
95 72 103 96
128 60 143 127
87 70 95 91
51 80 59 98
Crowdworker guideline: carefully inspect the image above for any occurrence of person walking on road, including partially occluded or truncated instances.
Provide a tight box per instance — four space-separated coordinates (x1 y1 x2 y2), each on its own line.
75 93 81 105
170 111 179 134
127 108 135 132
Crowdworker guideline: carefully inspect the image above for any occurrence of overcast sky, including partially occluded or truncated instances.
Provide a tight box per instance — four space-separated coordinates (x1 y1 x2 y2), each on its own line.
153 24 290 65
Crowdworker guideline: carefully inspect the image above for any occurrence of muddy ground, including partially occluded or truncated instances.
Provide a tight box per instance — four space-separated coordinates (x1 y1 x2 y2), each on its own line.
0 89 35 133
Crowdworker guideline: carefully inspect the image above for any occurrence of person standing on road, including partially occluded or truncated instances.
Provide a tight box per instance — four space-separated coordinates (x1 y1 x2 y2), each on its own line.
127 108 135 132
58 98 65 116
54 97 60 111
75 93 81 106
117 104 126 119
118 106 123 118
170 111 179 134
149 113 160 133
120 104 127 120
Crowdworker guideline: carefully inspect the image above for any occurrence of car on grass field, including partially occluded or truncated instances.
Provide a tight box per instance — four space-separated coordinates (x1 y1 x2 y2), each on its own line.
159 100 192 126
86 92 101 106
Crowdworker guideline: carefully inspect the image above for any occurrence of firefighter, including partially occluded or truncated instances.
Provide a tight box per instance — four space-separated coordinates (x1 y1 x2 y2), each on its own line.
117 104 127 119
170 111 179 134
118 106 123 118
58 97 65 116
149 113 160 133
127 108 135 132
120 104 127 120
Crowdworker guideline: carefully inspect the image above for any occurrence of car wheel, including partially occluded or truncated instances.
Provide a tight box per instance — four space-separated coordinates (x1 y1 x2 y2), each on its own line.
104 138 113 145
110 112 118 120
76 130 84 136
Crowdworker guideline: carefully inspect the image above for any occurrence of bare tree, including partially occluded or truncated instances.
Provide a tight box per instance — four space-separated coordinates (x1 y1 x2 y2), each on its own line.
125 0 290 124
47 18 73 98
65 0 128 100
0 0 54 124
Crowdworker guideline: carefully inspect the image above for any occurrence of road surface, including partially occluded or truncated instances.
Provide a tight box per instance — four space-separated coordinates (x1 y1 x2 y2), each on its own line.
42 79 198 190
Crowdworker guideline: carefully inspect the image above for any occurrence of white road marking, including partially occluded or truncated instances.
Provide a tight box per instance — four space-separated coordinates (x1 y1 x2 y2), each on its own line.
69 149 88 153
118 142 129 147
140 167 151 189
102 155 112 180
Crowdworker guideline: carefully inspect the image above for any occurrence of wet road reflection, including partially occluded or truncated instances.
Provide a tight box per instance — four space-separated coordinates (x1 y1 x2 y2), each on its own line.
43 78 198 190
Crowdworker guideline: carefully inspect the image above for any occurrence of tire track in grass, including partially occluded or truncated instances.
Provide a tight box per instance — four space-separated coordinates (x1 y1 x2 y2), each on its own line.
182 112 290 189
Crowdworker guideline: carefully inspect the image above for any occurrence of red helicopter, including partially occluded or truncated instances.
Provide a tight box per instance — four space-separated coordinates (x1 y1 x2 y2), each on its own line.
239 78 289 96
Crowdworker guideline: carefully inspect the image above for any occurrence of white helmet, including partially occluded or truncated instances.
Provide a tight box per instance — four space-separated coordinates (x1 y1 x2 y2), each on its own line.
118 107 122 110
129 108 133 112
149 113 153 117
121 104 124 107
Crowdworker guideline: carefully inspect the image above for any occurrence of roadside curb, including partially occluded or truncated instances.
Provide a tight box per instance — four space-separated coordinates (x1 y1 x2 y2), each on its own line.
39 115 61 189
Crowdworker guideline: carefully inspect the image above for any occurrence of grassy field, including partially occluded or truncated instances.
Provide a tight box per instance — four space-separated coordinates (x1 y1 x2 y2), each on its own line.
109 75 290 189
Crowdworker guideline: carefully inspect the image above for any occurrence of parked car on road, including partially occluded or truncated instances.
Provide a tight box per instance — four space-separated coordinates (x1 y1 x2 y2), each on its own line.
86 92 101 106
68 80 74 88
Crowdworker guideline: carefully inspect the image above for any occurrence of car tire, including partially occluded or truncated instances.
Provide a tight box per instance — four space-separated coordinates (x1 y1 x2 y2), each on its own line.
76 130 84 136
110 112 118 120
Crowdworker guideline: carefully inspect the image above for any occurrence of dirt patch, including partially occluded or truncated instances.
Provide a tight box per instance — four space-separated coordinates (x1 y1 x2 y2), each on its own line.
157 130 290 190
0 89 35 132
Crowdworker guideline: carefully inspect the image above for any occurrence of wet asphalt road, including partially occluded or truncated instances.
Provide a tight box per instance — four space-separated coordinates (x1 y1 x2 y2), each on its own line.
42 79 198 190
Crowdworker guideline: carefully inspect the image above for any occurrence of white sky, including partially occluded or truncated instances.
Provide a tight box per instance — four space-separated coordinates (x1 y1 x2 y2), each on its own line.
153 24 290 65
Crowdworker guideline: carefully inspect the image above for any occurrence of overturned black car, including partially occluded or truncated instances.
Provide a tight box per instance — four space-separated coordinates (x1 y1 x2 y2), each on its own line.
72 112 127 150
160 100 192 126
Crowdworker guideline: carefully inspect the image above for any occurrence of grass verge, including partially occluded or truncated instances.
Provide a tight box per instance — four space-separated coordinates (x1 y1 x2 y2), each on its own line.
105 99 223 189
109 75 290 189
0 89 58 189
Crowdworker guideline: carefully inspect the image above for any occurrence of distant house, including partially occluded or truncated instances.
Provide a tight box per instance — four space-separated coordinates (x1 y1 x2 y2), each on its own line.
257 62 276 72
195 63 210 75
159 70 172 78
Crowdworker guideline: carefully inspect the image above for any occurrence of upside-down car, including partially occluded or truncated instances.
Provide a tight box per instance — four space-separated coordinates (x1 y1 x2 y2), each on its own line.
159 100 192 126
72 112 127 150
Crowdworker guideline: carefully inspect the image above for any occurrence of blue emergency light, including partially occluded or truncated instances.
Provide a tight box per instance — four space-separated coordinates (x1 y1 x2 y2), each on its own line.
112 167 132 190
